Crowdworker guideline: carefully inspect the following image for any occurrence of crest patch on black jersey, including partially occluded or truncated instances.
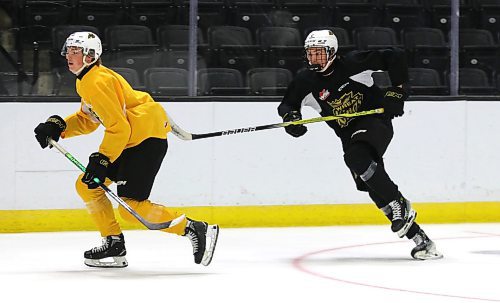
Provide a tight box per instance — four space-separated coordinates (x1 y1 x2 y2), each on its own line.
319 89 330 101
327 91 363 128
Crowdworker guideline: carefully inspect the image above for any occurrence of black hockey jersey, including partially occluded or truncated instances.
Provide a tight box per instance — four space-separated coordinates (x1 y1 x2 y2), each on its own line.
278 48 409 137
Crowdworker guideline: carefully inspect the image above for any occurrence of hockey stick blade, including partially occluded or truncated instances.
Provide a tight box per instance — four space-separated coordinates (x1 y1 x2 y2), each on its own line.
48 139 186 230
167 108 384 141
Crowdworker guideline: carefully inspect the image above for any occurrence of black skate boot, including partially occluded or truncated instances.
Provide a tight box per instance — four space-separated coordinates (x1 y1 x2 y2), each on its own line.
388 195 417 238
411 229 443 260
84 234 128 268
184 219 220 266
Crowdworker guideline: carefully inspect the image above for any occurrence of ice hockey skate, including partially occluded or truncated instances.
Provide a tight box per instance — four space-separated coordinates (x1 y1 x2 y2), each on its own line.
84 234 128 268
411 229 443 260
388 195 416 238
185 219 220 266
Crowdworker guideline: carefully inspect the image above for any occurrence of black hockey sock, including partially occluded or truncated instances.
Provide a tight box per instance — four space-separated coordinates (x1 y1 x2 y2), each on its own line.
369 191 387 209
363 165 400 203
369 191 393 222
406 222 420 239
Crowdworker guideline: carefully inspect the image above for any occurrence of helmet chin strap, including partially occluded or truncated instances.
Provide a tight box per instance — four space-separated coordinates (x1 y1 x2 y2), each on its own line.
72 55 97 75
318 54 336 73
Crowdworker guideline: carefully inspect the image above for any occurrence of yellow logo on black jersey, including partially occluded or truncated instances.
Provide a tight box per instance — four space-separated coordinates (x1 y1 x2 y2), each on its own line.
327 91 363 128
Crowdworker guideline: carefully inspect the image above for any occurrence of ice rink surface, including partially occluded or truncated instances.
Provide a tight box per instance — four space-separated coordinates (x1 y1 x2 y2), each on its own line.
0 223 498 303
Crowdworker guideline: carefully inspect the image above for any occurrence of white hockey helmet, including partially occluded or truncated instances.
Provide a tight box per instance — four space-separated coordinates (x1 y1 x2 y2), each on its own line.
61 31 102 61
304 30 338 72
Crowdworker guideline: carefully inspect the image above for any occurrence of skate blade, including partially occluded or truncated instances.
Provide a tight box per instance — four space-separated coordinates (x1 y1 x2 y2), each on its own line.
201 225 219 266
413 250 444 260
412 241 444 260
84 256 128 268
397 209 417 238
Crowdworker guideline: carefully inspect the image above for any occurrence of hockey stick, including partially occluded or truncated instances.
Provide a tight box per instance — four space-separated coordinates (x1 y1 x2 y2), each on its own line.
167 108 384 141
48 138 186 230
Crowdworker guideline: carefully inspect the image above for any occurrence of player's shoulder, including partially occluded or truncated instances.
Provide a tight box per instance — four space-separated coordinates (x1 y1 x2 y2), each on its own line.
90 65 118 82
343 47 404 62
80 65 116 93
294 67 317 85
295 67 313 77
342 50 375 63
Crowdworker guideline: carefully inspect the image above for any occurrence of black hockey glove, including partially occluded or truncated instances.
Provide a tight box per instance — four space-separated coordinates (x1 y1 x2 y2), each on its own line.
34 115 66 149
383 86 408 119
82 152 110 189
283 111 307 138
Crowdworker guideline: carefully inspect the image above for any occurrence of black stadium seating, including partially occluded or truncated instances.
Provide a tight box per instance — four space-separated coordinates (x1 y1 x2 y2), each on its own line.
144 67 188 96
4 0 500 96
402 27 449 71
408 67 448 95
198 67 248 95
246 67 293 95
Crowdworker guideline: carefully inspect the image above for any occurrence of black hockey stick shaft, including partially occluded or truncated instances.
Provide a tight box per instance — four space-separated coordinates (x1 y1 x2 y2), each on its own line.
48 139 186 230
168 108 384 141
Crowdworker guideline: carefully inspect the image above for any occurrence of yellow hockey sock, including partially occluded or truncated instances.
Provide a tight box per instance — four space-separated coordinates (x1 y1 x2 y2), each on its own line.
75 174 122 237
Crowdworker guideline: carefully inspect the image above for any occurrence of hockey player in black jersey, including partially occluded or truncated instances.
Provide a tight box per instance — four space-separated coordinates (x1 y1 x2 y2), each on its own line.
278 29 442 260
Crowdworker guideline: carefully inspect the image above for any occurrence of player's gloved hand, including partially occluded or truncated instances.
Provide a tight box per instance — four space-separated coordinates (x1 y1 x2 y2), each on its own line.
383 86 408 119
34 115 66 149
82 152 110 189
283 111 307 138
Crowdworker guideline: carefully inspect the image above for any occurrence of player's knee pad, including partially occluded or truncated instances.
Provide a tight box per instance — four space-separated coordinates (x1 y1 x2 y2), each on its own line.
343 144 378 181
353 174 370 192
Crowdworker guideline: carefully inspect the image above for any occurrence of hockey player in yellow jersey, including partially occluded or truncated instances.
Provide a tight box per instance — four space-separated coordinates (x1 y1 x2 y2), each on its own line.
34 32 219 268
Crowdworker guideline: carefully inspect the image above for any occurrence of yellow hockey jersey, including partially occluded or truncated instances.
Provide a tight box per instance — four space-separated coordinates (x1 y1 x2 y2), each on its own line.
62 64 171 162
